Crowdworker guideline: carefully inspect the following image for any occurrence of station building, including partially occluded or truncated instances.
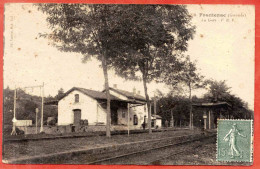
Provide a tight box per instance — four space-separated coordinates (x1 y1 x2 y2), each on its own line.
57 87 151 131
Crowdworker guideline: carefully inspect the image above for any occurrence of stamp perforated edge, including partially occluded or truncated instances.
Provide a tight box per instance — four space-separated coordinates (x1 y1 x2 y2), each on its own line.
216 119 253 163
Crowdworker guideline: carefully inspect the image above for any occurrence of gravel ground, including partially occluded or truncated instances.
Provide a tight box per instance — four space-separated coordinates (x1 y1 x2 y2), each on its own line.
159 136 252 166
94 137 213 165
3 129 201 160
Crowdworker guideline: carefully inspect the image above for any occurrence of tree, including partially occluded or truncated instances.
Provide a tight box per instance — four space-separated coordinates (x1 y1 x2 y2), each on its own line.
37 4 125 137
181 57 205 99
157 94 190 127
161 55 205 129
180 57 205 129
204 80 230 102
55 88 65 100
203 80 252 119
106 5 195 133
38 4 195 135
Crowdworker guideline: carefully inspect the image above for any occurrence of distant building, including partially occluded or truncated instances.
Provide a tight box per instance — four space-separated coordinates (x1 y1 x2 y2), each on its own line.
15 120 32 127
151 115 162 129
192 102 231 129
57 87 149 130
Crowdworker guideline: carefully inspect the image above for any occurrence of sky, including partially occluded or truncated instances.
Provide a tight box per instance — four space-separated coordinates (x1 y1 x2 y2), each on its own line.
3 4 255 109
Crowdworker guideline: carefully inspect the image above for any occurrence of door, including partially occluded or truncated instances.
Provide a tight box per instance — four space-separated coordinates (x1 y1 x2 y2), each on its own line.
73 109 81 125
111 108 118 125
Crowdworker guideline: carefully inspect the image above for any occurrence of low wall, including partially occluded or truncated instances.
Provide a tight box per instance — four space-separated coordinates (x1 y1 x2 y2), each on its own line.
16 124 163 135
16 125 108 135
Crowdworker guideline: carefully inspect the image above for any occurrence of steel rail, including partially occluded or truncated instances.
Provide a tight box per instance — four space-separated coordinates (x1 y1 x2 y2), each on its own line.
87 133 216 165
143 136 214 165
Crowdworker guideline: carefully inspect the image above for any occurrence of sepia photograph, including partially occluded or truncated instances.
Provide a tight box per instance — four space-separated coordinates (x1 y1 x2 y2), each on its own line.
2 3 255 165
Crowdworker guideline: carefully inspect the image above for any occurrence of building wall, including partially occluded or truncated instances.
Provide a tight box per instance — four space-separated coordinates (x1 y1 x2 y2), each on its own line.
117 104 148 129
96 103 107 124
58 90 106 125
58 89 148 129
155 119 162 128
16 120 32 127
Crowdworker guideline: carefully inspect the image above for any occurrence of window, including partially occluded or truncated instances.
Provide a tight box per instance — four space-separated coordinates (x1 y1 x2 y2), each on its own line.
122 111 126 118
133 115 138 125
75 94 79 103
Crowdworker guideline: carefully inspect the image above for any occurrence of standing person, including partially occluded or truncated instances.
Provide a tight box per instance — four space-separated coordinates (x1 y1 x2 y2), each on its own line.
223 123 246 158
142 116 146 130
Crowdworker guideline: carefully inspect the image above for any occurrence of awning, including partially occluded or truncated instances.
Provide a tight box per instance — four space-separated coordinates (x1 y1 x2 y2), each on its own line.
192 102 231 108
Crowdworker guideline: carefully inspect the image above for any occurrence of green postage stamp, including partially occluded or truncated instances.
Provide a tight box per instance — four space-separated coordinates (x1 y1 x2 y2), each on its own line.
217 119 253 162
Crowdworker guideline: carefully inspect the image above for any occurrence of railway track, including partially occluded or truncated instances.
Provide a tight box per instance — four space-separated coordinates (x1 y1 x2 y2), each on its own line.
87 133 216 165
144 137 214 165
4 131 213 164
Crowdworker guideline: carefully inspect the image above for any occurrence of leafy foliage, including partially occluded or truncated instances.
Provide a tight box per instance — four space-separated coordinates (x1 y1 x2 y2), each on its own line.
204 80 230 102
156 95 190 127
162 56 205 99
155 80 252 127
204 80 252 119
37 4 195 79
55 88 65 100
37 4 196 134
106 5 196 82
3 87 57 126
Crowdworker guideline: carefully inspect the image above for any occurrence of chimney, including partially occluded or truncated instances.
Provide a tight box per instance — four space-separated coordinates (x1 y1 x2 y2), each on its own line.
113 84 117 89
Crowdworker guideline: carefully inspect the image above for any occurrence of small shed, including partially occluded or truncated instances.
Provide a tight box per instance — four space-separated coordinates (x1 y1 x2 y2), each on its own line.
192 102 231 129
151 114 162 129
15 120 32 127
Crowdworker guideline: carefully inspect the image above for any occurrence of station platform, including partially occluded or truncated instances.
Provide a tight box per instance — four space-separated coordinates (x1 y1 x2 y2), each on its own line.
3 129 215 164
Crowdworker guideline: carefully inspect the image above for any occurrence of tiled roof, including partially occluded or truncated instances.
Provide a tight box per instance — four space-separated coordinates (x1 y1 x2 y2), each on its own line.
109 88 146 101
152 114 162 119
59 87 121 101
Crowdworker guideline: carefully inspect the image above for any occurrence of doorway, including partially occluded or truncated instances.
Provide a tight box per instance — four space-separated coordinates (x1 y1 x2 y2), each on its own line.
111 108 118 125
73 109 81 125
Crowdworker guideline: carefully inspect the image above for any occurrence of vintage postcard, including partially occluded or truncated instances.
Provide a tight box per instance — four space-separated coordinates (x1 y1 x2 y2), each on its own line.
2 3 255 166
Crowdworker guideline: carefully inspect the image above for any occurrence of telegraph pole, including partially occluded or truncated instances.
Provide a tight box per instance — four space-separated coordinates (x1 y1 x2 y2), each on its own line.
11 87 17 135
40 82 44 133
127 103 130 136
36 108 38 134
154 96 157 115
17 83 45 134
171 109 174 128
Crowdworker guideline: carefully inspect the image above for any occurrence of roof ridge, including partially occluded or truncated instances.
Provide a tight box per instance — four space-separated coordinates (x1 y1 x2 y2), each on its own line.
109 87 146 101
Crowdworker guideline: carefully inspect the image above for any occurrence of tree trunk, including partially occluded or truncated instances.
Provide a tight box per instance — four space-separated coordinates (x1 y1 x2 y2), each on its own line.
190 103 193 129
189 83 193 130
142 73 152 134
101 55 111 137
